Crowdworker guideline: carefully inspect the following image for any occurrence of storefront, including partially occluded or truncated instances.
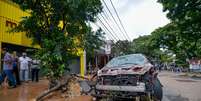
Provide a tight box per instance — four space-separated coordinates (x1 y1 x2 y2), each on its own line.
0 0 86 76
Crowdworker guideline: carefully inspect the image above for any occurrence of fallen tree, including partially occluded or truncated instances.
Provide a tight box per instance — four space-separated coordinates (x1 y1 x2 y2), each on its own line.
35 74 93 101
10 0 103 100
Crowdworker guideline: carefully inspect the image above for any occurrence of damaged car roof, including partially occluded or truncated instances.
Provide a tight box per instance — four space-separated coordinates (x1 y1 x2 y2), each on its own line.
105 54 148 68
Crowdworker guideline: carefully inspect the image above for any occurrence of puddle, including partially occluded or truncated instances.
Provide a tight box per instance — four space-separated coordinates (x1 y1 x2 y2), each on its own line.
0 80 48 101
166 95 189 101
175 79 197 82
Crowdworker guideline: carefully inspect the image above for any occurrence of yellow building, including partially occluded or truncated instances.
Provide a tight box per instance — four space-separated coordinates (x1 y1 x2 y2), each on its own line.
0 0 86 76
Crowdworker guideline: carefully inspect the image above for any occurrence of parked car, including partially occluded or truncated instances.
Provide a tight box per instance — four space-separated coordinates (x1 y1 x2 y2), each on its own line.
93 54 163 101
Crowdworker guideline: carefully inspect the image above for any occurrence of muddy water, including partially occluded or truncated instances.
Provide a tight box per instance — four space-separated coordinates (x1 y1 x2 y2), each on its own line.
0 80 92 101
67 96 92 101
0 80 48 101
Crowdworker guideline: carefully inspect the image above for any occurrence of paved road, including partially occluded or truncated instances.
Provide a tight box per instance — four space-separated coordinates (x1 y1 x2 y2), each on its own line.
0 71 201 101
77 71 201 101
159 71 201 101
74 71 201 101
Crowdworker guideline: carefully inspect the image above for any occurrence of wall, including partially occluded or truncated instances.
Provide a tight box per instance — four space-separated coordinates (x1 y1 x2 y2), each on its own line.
0 0 32 47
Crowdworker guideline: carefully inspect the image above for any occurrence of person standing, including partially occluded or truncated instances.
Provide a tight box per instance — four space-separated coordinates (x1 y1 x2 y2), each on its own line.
19 52 31 83
0 48 16 88
31 59 40 82
12 51 21 85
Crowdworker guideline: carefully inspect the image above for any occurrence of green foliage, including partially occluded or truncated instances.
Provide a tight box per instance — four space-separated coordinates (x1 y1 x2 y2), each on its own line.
132 35 156 57
84 28 105 60
111 36 173 64
147 0 201 67
131 35 172 63
112 40 133 56
11 0 103 80
157 0 201 59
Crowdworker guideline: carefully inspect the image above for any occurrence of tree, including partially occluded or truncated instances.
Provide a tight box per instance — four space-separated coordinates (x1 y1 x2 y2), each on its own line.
131 35 174 65
11 0 103 93
149 0 201 66
151 23 189 66
157 0 201 59
84 28 105 62
132 35 158 61
11 0 103 99
132 35 154 57
111 40 133 56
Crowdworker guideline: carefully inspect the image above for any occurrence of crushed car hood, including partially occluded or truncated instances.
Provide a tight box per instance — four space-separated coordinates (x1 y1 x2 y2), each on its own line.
98 64 152 76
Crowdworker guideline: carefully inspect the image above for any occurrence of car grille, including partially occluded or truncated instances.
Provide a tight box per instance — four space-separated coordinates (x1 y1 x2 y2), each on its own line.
99 75 139 86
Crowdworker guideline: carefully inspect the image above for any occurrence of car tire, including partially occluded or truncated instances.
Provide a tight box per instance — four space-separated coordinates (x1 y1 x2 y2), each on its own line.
139 95 150 101
152 78 163 101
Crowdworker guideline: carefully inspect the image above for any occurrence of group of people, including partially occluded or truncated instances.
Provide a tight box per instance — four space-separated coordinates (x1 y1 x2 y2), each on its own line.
0 48 40 89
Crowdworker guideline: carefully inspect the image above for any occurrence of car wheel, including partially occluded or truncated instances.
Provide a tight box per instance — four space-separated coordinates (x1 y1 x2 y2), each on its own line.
152 78 163 101
139 95 150 101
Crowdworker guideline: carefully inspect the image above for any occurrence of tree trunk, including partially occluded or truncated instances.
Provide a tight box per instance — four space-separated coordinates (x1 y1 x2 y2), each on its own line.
36 82 61 101
36 76 72 101
35 74 91 101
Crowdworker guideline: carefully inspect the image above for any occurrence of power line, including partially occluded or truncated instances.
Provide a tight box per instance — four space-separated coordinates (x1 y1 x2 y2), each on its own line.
102 9 110 21
101 11 125 40
95 22 122 46
94 23 113 41
109 0 131 40
94 20 126 55
97 16 119 42
99 13 122 41
91 22 121 55
95 18 122 49
93 19 117 42
99 14 131 50
101 0 128 41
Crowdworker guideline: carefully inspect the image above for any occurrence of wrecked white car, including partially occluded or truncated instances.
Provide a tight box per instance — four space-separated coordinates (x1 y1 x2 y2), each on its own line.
92 54 163 101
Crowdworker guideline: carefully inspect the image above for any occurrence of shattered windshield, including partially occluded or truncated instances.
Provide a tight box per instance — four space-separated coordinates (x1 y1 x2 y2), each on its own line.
106 54 147 68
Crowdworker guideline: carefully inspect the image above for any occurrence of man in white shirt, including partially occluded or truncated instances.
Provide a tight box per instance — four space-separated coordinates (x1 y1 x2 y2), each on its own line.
19 52 31 82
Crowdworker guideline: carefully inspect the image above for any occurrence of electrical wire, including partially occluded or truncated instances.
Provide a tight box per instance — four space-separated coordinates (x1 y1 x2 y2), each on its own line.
101 0 129 40
109 0 131 40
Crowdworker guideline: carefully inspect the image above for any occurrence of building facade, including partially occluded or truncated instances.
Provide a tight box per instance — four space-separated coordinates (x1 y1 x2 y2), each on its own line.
0 0 86 76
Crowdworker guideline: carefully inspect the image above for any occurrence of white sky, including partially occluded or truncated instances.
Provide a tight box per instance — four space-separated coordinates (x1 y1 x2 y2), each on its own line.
92 0 170 41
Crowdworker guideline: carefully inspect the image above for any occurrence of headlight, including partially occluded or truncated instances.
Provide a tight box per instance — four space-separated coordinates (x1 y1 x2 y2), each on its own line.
97 70 101 76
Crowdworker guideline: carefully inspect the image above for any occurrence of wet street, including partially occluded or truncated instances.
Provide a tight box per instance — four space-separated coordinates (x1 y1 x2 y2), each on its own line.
160 72 201 101
0 71 201 101
0 80 49 101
